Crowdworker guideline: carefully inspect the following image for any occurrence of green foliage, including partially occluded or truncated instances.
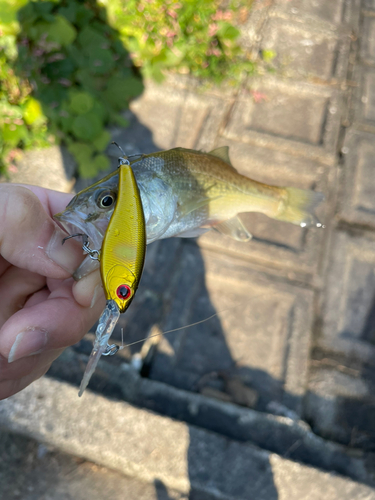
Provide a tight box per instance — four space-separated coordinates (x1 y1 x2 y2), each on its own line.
0 0 143 177
0 0 255 178
102 0 255 85
261 49 277 63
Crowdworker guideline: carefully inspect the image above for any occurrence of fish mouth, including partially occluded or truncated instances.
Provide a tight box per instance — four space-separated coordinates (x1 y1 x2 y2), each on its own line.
54 211 103 280
54 212 102 249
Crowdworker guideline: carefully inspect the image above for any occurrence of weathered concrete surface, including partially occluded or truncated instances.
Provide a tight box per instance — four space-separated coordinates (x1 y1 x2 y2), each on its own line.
3 146 76 193
47 347 375 486
149 245 314 417
271 0 361 29
129 81 233 154
222 78 341 165
260 17 345 81
339 129 375 229
0 430 186 500
1 377 375 500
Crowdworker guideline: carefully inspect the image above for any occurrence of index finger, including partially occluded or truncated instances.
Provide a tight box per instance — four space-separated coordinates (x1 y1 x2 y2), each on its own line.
0 184 83 278
11 183 74 217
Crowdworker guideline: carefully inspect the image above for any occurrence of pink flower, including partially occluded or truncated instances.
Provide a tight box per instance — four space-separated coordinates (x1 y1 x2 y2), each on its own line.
208 23 218 37
250 90 268 103
212 10 232 21
207 47 221 57
167 9 177 19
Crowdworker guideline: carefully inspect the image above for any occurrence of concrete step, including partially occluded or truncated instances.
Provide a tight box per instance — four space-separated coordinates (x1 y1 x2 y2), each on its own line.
47 347 375 486
0 430 185 500
1 377 375 500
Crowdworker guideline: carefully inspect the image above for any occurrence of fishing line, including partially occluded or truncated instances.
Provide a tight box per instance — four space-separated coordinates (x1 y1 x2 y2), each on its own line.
116 290 277 351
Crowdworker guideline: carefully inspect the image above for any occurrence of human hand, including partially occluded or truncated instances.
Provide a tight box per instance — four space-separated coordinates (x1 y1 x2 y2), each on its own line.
0 184 105 400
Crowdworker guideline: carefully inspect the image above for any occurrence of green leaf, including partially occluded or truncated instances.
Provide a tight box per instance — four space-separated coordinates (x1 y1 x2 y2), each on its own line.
68 91 94 115
92 130 111 152
23 97 45 125
58 4 78 24
59 113 74 134
78 26 108 52
217 22 240 41
34 2 54 16
44 58 76 80
32 16 77 46
75 5 95 27
72 112 102 141
103 75 143 109
262 49 277 63
2 123 28 147
78 158 98 178
91 100 108 123
36 85 68 106
16 1 36 26
87 49 115 75
93 154 110 171
68 142 93 163
110 114 130 127
0 0 28 26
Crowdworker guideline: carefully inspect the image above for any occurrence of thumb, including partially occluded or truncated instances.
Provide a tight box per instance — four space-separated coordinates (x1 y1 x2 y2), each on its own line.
0 185 83 278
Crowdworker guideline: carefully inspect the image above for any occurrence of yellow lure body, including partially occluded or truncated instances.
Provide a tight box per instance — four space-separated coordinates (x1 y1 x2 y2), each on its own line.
100 162 146 313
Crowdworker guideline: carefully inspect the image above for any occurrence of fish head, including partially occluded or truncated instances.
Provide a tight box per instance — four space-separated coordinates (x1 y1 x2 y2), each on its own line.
54 171 119 279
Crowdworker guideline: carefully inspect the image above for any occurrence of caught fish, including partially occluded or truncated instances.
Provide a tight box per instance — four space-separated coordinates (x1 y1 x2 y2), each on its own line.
55 146 324 282
77 157 146 396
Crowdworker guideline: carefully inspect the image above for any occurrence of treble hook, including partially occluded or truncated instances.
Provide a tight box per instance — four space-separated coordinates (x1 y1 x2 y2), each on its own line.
62 233 87 245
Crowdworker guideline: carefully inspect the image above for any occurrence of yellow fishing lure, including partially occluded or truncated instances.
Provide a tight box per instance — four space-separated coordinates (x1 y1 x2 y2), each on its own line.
101 158 146 313
78 157 146 396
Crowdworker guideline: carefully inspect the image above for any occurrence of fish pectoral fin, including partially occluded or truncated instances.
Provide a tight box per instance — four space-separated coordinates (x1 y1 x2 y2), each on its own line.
179 195 220 218
213 216 252 242
208 146 237 171
175 227 210 238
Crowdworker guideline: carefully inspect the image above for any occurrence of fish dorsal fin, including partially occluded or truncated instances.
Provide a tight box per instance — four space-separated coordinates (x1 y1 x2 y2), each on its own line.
214 216 252 242
208 146 237 171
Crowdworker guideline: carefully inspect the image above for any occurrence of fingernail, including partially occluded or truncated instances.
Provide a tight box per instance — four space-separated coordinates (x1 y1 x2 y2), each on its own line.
46 228 81 274
8 327 48 363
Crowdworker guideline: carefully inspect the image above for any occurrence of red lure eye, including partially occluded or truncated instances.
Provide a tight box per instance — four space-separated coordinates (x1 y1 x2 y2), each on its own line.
116 284 132 300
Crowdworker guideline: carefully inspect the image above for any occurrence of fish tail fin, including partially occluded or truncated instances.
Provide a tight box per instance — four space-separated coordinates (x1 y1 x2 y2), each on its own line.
274 187 324 227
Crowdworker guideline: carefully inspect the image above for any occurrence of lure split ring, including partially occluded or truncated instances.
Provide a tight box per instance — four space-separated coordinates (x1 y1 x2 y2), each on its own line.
82 241 100 260
102 343 120 356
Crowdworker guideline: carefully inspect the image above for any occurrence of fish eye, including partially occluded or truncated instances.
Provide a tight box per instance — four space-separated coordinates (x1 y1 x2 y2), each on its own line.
96 190 116 209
